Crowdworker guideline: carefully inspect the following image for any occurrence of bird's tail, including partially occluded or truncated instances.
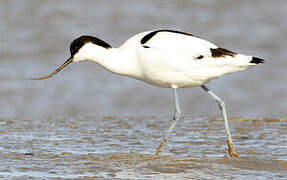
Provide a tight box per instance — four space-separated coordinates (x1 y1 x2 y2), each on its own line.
250 57 265 64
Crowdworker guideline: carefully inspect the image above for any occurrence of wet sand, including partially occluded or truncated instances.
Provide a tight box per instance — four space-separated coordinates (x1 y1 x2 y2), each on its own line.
0 117 286 179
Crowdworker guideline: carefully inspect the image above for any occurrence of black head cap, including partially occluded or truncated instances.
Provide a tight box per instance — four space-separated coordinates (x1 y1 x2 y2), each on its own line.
70 35 112 56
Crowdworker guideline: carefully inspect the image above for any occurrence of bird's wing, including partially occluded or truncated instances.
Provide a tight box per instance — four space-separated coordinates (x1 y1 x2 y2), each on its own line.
140 30 237 60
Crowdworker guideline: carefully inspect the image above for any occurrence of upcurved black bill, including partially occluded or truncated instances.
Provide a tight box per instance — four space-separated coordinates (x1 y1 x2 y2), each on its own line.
30 57 73 80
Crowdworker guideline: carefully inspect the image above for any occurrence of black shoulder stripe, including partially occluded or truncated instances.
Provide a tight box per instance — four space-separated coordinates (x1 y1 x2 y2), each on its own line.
141 30 195 45
210 47 236 58
141 31 159 45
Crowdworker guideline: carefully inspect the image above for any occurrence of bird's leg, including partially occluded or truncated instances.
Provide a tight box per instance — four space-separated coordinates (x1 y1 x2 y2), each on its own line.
201 85 240 157
155 88 182 158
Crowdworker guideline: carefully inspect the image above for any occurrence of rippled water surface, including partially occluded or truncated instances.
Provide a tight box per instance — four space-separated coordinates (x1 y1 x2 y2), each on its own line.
0 117 287 179
1 0 287 179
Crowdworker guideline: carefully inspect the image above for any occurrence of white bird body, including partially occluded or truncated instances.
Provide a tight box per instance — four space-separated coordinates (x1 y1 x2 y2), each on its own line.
32 29 265 157
73 30 258 88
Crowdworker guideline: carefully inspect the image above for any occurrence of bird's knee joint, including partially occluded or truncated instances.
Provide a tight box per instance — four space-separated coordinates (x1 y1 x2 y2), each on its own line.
217 101 226 109
173 111 182 120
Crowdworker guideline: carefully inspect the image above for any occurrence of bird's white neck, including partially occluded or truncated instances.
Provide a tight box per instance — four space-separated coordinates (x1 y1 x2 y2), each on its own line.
73 43 141 77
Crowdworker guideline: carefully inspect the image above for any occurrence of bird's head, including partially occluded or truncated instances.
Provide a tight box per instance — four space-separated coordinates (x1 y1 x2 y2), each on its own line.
30 35 112 80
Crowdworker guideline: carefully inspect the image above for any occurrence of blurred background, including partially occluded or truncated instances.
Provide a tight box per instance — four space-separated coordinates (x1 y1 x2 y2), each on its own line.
0 0 286 119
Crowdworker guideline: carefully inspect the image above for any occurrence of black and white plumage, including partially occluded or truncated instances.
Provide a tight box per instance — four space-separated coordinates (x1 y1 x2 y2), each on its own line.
31 29 265 157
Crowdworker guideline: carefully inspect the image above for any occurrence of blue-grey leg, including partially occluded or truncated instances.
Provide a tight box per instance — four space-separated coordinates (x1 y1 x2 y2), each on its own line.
155 87 182 157
201 85 240 157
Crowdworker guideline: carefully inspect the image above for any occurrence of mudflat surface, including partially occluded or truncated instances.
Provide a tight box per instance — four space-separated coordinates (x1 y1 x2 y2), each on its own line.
1 0 287 118
0 117 286 179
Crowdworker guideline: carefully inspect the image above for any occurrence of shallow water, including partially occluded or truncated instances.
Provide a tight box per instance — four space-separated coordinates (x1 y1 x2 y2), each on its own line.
1 0 287 179
0 117 286 179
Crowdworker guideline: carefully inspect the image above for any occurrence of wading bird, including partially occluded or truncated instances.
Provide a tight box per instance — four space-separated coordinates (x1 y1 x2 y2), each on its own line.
31 30 265 157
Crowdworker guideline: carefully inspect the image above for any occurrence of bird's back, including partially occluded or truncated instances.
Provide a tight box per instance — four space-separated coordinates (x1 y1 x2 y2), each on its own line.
118 30 264 88
139 30 218 60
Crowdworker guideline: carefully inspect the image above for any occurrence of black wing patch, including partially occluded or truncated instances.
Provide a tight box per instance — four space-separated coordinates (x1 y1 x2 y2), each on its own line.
196 55 204 60
141 30 195 45
210 47 236 58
